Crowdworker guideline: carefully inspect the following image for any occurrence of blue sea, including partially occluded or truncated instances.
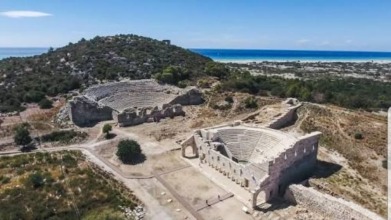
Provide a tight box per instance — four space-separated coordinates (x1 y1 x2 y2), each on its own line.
1 47 391 63
191 49 391 62
0 48 48 60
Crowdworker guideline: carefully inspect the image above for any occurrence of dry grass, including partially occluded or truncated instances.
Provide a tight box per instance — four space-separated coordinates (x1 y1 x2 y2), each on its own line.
297 103 387 217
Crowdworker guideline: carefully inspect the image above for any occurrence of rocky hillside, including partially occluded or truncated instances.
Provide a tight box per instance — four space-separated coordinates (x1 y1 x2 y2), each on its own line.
0 34 212 113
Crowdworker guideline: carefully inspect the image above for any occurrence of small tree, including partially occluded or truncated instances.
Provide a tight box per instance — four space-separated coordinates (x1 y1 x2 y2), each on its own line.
14 125 32 148
116 140 142 164
39 98 53 109
102 124 112 139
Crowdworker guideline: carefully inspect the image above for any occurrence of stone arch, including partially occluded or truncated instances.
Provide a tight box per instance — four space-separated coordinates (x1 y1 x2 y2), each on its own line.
181 144 198 158
252 188 269 208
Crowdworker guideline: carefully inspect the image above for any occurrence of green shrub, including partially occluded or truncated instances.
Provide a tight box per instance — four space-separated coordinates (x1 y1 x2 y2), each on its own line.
26 173 44 188
14 125 32 147
354 132 363 140
41 130 87 143
116 140 142 164
38 98 53 109
0 176 11 184
243 96 258 109
102 124 112 139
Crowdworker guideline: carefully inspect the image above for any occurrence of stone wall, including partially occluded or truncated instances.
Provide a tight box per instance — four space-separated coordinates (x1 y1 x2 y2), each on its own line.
169 88 204 105
69 96 113 127
262 132 321 199
285 184 384 220
187 126 322 208
113 104 185 127
266 104 301 129
68 81 204 127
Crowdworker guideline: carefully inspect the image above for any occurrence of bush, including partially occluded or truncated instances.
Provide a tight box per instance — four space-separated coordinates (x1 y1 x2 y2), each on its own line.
38 98 53 109
0 176 11 184
354 132 363 140
116 140 142 164
14 125 32 147
102 124 112 139
41 130 87 143
243 96 258 109
224 96 234 103
26 173 44 188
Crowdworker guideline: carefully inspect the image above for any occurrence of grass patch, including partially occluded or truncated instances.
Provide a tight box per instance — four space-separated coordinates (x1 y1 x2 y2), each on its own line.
0 151 140 220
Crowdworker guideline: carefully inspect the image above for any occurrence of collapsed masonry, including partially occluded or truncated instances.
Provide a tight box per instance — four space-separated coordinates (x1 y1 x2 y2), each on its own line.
69 79 203 127
285 184 384 220
182 121 321 208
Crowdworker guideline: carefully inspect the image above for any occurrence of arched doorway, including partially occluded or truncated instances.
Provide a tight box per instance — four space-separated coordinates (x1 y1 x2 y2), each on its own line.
252 188 268 208
181 145 198 158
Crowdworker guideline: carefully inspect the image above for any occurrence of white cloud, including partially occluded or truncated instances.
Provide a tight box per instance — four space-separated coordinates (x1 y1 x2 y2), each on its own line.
0 10 52 18
345 39 352 44
320 41 330 46
297 39 310 45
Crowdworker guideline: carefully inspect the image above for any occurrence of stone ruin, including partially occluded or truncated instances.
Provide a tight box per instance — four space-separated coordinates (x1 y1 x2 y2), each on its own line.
68 79 204 127
285 184 384 220
181 121 321 209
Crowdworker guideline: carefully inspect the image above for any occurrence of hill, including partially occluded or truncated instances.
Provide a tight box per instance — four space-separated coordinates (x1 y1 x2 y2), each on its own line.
0 34 212 113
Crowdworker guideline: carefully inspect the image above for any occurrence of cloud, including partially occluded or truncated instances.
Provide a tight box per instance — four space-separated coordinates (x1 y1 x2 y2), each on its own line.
345 39 352 44
320 41 330 46
0 10 52 18
297 39 310 45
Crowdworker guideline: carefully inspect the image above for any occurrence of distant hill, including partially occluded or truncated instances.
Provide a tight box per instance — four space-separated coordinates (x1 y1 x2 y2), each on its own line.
0 34 212 112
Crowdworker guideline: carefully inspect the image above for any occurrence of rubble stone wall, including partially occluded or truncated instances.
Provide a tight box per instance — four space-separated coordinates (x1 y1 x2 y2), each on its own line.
69 96 113 126
285 184 384 220
113 104 185 127
169 88 204 106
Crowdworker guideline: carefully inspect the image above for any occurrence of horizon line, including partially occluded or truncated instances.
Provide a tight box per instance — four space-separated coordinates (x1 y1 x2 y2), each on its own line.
1 46 391 54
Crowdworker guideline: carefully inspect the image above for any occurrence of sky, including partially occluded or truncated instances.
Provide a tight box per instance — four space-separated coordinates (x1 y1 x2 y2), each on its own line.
1 0 391 51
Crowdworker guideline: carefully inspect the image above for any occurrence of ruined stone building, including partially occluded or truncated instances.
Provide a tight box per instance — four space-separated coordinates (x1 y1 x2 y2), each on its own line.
69 79 203 127
182 121 321 208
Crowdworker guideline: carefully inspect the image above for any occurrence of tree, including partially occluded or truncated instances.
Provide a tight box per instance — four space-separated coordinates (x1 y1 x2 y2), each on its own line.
116 140 142 164
38 98 53 109
102 124 112 139
14 125 32 148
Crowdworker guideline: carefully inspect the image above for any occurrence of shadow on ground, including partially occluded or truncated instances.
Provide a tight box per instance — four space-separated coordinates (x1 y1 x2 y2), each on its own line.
312 159 342 179
123 153 146 165
105 133 117 140
20 144 37 152
255 197 292 213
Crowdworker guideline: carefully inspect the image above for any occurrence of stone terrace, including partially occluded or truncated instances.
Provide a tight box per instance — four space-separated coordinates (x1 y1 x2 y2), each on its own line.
84 79 183 112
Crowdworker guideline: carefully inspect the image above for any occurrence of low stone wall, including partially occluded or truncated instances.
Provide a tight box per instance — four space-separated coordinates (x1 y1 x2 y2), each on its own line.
285 184 384 220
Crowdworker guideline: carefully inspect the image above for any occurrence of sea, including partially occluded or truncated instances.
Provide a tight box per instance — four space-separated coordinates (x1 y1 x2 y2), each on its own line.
0 47 49 60
1 47 391 63
190 49 391 63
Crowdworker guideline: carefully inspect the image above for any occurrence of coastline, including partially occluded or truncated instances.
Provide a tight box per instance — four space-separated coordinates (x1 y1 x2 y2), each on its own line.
214 58 391 64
